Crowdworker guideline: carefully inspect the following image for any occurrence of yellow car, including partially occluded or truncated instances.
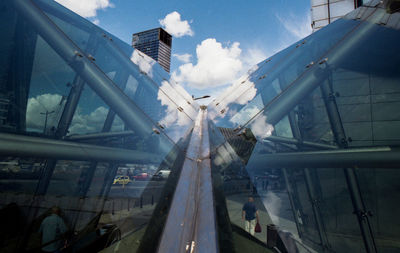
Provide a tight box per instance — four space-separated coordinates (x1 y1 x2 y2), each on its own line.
113 176 131 185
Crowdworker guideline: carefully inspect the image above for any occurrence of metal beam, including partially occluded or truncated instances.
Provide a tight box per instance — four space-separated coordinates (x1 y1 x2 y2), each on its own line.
264 135 338 150
320 80 377 253
0 133 158 163
303 168 330 250
282 168 303 238
251 146 400 169
157 109 217 253
13 0 154 138
286 109 331 250
67 130 134 141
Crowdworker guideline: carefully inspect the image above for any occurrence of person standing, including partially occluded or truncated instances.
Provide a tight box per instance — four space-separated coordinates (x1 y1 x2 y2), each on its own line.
39 206 68 253
242 196 259 236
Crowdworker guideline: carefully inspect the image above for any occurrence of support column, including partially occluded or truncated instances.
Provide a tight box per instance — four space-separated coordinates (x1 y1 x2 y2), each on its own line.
320 80 377 253
287 111 330 250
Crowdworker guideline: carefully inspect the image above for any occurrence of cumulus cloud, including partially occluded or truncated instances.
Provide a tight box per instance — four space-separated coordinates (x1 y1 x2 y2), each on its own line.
276 12 312 40
55 0 114 18
173 53 192 63
159 11 194 38
172 38 243 90
242 48 268 68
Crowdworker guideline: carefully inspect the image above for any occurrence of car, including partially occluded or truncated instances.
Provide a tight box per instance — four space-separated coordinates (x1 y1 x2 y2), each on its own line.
133 172 150 181
113 175 131 185
152 170 171 181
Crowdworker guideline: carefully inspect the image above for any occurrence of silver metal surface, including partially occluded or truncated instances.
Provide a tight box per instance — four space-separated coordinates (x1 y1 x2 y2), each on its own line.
157 109 217 253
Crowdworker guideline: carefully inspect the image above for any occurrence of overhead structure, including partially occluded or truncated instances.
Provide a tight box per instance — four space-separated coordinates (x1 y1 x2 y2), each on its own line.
0 0 399 253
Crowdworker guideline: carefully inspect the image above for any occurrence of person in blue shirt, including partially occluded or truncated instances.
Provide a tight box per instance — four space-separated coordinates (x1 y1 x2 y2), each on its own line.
39 206 68 253
242 196 259 236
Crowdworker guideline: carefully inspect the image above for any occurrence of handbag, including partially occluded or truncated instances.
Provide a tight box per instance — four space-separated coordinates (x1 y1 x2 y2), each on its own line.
255 222 262 233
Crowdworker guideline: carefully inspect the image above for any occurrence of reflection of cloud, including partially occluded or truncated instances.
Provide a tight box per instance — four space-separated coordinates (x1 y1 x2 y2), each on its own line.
215 65 259 108
159 11 194 38
249 114 274 139
130 50 155 78
69 106 108 134
229 105 260 126
157 81 192 128
55 0 114 18
209 69 258 122
26 94 65 132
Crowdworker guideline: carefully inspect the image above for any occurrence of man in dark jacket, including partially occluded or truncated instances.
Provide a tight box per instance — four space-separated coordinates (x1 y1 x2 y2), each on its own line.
242 196 259 236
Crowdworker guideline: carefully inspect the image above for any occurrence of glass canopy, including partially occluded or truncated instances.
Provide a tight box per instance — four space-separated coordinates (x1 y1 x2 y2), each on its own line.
0 0 399 253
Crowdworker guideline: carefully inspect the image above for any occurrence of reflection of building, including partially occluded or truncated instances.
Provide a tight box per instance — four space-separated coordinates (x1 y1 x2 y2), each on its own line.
132 28 172 73
311 0 363 32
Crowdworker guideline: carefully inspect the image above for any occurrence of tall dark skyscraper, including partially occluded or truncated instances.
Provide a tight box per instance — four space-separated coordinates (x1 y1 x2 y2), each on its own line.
132 28 172 73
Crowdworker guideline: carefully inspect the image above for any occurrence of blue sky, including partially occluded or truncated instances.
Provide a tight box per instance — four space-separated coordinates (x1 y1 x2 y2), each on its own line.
55 0 312 102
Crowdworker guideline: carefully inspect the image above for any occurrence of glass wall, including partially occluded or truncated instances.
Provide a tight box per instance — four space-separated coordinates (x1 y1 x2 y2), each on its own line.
209 3 400 253
0 1 193 252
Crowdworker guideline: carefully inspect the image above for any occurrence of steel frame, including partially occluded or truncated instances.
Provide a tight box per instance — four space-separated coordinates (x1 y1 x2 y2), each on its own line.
320 79 377 253
286 110 331 250
157 109 217 253
0 133 158 163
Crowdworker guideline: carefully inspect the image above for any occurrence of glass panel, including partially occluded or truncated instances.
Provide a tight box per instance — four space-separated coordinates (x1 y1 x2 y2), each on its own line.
356 168 400 252
0 2 190 253
34 0 195 142
211 18 361 129
312 168 364 252
67 85 109 135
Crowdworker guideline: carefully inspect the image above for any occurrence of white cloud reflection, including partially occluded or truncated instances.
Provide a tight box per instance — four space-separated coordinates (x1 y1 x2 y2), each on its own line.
26 93 110 135
26 93 65 132
130 50 155 78
156 81 193 142
249 114 274 140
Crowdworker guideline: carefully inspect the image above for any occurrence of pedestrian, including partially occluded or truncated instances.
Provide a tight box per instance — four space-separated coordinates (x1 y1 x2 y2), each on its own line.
242 196 259 236
39 206 68 253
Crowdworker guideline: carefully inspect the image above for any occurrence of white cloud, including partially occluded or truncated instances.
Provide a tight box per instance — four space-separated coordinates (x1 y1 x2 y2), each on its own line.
172 37 269 94
276 12 312 40
242 48 268 67
159 11 194 38
173 53 192 63
172 38 243 90
55 0 114 18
